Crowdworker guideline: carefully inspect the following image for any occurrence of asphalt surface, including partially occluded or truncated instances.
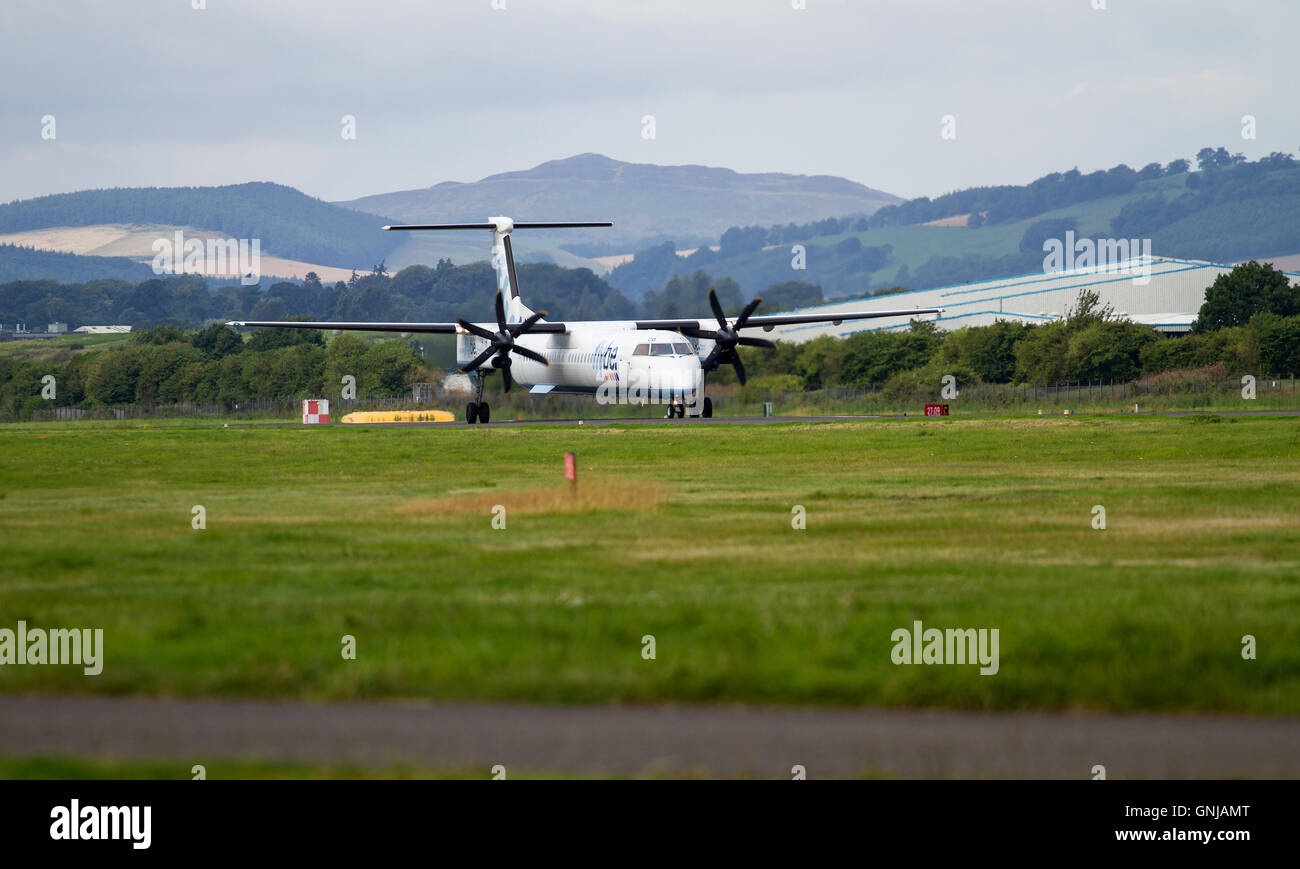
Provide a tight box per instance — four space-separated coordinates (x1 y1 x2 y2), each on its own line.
220 408 1300 429
1 695 1295 778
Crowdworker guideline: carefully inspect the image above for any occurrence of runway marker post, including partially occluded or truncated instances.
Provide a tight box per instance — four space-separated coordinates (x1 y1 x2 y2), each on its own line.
564 451 577 495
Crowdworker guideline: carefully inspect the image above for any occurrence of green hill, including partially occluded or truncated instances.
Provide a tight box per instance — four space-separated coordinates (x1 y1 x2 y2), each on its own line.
606 151 1300 300
0 183 398 269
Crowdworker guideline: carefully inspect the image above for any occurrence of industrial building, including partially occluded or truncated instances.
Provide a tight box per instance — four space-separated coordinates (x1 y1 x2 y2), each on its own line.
768 257 1300 342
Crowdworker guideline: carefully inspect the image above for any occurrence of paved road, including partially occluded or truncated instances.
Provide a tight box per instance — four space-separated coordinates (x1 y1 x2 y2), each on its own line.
1 695 1295 778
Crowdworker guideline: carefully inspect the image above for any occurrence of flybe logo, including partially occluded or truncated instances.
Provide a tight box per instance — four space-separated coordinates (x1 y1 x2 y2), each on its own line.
592 341 619 372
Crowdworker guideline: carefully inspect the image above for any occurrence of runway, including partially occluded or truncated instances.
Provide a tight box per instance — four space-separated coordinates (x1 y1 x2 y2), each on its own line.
1 695 1295 778
222 408 1300 429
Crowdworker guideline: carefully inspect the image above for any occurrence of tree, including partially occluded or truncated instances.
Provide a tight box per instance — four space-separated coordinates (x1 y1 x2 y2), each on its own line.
1020 217 1078 254
191 323 244 359
1252 314 1300 375
1193 260 1299 331
760 281 823 312
1137 162 1164 181
640 271 742 319
245 320 324 352
938 320 1031 382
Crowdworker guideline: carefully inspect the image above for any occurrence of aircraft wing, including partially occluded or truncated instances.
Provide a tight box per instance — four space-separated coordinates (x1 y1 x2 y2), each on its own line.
634 307 944 332
229 306 942 335
226 320 566 334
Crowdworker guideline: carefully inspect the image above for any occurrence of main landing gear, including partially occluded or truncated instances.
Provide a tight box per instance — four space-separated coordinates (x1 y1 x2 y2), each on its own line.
466 376 491 424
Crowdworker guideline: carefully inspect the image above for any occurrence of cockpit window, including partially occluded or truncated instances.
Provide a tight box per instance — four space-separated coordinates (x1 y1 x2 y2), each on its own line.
651 343 676 356
672 343 693 355
633 344 650 356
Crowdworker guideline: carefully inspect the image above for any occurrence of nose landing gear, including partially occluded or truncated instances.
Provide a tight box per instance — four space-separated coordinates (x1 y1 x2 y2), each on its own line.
466 375 491 424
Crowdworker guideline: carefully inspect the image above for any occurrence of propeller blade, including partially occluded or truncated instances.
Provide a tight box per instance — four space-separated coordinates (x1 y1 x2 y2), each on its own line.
731 354 747 386
457 319 496 341
501 363 513 393
678 326 711 339
737 335 776 349
494 291 507 333
460 346 497 372
708 287 727 329
510 344 549 366
702 343 722 371
735 296 763 329
510 310 548 336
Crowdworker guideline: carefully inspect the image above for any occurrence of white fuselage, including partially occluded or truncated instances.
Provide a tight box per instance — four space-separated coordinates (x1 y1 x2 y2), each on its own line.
457 321 707 404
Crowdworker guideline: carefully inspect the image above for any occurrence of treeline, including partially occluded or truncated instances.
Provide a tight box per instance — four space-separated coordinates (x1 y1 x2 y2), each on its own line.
3 261 831 331
737 296 1300 398
0 244 157 286
0 182 399 268
1 259 635 329
1113 152 1300 262
0 324 425 419
730 263 1300 392
873 162 1160 228
608 234 892 302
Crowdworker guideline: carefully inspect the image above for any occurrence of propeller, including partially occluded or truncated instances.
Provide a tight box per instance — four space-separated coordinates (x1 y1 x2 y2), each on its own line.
457 292 549 393
679 288 776 386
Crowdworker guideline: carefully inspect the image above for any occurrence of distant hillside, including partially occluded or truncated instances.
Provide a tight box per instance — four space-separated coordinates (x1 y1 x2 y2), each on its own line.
0 183 398 269
606 150 1300 300
339 153 901 249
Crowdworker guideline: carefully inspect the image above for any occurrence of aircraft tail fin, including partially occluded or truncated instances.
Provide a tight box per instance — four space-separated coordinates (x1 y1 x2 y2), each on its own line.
383 218 611 323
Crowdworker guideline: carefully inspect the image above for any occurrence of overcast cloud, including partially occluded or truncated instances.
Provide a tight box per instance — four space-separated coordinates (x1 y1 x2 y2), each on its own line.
2 0 1297 204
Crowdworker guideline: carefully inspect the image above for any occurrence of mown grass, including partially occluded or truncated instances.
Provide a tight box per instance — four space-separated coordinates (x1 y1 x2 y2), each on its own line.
0 415 1297 713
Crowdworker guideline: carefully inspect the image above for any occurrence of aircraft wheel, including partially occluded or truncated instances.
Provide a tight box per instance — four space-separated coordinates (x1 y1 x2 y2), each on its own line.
703 397 713 418
675 404 685 418
466 402 479 424
479 402 490 424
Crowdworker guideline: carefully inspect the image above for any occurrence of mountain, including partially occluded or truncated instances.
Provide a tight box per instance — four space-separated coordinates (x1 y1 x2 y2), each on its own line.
338 153 901 248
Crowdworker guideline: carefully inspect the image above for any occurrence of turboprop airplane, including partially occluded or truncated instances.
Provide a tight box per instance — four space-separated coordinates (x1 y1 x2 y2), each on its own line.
230 218 943 423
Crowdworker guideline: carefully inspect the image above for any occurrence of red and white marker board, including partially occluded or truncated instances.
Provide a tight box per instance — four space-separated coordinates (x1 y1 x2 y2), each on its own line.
302 399 330 424
564 451 577 483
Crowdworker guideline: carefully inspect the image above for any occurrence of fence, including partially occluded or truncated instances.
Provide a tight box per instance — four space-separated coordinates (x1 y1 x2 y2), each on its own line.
15 374 1300 422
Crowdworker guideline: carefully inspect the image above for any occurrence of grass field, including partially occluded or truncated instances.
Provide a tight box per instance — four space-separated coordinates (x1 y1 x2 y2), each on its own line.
1 415 1297 714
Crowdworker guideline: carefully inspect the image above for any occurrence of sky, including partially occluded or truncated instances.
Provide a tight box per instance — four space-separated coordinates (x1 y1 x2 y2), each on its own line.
2 0 1298 205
